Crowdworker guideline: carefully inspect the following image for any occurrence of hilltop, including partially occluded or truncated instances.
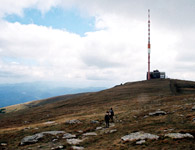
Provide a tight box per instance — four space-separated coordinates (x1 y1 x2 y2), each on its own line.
0 79 195 150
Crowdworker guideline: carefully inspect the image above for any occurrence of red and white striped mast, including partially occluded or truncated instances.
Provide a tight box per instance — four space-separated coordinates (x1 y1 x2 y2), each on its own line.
147 9 151 80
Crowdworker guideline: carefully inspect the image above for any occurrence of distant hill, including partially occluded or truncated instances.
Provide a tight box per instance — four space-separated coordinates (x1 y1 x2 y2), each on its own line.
0 82 106 108
0 79 195 150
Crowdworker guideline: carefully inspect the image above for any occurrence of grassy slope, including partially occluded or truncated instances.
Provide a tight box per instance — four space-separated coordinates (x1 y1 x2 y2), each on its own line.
0 79 195 150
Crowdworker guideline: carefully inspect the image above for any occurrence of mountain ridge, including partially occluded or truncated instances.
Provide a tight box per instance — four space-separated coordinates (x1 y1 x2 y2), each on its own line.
0 78 195 150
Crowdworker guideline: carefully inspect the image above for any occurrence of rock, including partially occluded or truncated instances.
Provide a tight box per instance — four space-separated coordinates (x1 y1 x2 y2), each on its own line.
96 127 103 130
136 140 146 145
66 139 83 145
63 133 76 139
192 106 195 111
109 129 117 133
42 131 65 135
165 133 194 139
52 139 58 142
72 146 84 150
193 118 195 122
149 111 167 116
77 130 83 133
83 132 97 136
121 131 159 142
110 123 115 127
51 145 64 150
143 115 148 118
24 121 29 124
20 131 65 145
21 133 44 145
34 128 39 130
1 143 7 146
58 146 64 149
91 120 99 124
65 119 81 124
43 121 55 124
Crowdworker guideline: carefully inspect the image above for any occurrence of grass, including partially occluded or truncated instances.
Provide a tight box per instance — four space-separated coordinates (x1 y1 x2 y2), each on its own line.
0 79 195 149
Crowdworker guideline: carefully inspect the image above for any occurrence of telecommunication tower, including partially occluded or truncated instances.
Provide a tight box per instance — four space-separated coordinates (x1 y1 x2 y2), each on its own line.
147 9 151 80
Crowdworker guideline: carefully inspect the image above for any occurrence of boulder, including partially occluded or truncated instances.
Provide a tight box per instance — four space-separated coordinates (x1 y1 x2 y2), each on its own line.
165 133 194 139
72 146 84 150
1 143 7 146
66 139 83 145
83 132 97 136
136 140 146 145
20 133 44 145
121 131 159 142
63 133 76 139
109 129 117 133
20 131 65 145
149 111 167 116
65 119 81 124
91 120 99 124
43 121 55 125
96 127 103 130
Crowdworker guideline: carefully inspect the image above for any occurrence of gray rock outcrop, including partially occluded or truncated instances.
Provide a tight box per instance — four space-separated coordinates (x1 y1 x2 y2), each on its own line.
149 110 167 116
83 132 97 136
121 131 159 142
66 139 83 145
165 133 194 139
63 133 76 139
72 146 84 150
20 131 65 145
65 119 81 124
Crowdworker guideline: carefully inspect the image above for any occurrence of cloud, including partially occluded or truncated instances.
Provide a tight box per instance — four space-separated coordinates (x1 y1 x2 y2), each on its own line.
0 0 195 86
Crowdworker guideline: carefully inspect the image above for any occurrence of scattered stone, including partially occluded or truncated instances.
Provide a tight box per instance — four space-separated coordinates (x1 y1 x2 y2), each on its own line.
193 118 195 122
121 131 159 142
83 132 97 136
52 139 58 142
51 145 64 150
1 143 7 146
24 127 31 130
65 119 81 124
149 110 167 116
63 133 76 139
24 121 29 124
20 131 65 145
109 129 117 133
143 115 148 118
34 128 39 130
192 106 195 111
43 121 55 124
72 146 84 150
165 133 194 139
91 120 99 124
96 127 103 130
58 146 64 149
66 139 83 145
110 123 115 127
21 133 44 145
77 130 83 133
136 140 146 145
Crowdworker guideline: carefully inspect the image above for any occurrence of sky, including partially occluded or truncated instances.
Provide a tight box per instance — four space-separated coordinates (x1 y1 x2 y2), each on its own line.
0 0 195 88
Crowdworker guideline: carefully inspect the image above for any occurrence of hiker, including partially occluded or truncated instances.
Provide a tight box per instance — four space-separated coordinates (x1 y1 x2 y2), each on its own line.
105 111 110 128
109 108 114 122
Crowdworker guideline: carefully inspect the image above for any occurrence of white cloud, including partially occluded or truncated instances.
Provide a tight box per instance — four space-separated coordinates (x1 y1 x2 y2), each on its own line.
0 0 195 86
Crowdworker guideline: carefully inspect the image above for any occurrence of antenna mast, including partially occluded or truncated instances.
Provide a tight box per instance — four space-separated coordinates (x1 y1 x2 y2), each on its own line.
147 9 151 80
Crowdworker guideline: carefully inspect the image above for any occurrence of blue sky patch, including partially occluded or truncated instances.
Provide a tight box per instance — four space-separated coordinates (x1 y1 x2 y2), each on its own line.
4 7 96 36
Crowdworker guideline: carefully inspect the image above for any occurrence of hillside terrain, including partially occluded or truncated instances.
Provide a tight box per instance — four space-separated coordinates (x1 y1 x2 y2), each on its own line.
0 79 195 150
